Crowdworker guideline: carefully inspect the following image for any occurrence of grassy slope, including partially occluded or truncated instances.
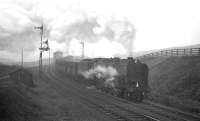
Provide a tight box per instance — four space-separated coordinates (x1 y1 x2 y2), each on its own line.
0 81 42 121
0 65 43 121
0 64 114 121
28 67 114 121
0 64 18 76
141 56 200 114
0 65 73 121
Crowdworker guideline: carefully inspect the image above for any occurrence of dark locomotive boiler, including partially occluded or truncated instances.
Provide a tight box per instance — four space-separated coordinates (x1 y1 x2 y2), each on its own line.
124 57 149 102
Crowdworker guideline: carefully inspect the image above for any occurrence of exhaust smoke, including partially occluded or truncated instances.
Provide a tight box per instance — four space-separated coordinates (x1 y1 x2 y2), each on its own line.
81 65 118 88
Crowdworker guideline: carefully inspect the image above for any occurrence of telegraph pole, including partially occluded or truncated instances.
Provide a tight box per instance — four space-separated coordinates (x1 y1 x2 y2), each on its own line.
80 41 84 59
129 39 133 57
49 47 50 70
21 48 23 67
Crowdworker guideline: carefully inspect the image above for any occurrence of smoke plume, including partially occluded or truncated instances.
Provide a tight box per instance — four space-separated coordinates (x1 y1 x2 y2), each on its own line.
81 65 118 88
0 0 136 60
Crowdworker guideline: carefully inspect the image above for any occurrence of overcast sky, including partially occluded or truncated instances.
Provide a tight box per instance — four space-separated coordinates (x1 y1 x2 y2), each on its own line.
0 0 200 61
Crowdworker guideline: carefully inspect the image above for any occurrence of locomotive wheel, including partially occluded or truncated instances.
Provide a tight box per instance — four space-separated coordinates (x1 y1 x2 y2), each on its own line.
134 90 144 102
136 91 143 102
117 88 125 98
123 90 130 99
129 89 144 102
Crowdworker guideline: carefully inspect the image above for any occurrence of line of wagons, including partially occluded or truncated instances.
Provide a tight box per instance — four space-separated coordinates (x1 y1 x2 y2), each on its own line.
55 57 149 102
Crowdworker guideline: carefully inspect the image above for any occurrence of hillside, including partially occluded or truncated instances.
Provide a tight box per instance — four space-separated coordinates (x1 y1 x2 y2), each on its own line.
0 58 16 65
1 64 105 121
22 58 53 67
0 65 42 121
141 56 200 113
135 44 200 57
0 64 16 76
0 79 42 121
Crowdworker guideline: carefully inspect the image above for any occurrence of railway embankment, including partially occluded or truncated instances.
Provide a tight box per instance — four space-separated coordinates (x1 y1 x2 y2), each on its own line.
141 56 200 115
0 65 41 121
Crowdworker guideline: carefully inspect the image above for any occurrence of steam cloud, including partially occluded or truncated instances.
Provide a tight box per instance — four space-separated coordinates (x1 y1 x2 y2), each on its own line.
81 65 118 88
50 14 136 56
0 1 136 59
101 19 136 54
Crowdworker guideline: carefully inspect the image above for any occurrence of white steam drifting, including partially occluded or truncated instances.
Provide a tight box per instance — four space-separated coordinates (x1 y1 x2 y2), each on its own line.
0 0 136 61
81 65 118 88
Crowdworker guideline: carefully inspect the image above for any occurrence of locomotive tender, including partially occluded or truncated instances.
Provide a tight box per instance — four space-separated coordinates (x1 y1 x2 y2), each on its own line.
55 57 149 102
124 57 149 101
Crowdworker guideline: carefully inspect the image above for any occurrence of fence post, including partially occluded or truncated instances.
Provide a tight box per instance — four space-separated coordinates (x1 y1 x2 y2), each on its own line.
198 48 200 56
183 49 186 56
190 48 192 56
171 49 173 56
165 50 167 56
157 52 159 56
136 47 200 58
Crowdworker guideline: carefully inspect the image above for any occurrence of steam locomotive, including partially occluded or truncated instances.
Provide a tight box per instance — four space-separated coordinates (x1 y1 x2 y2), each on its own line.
55 57 149 102
123 57 148 102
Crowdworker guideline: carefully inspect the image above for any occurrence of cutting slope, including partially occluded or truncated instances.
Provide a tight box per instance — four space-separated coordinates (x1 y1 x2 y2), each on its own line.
0 65 42 121
141 56 200 113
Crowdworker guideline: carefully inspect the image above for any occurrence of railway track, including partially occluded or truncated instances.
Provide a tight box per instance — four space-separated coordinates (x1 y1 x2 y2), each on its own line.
52 67 200 121
42 67 161 121
94 88 200 121
40 66 200 121
45 67 165 121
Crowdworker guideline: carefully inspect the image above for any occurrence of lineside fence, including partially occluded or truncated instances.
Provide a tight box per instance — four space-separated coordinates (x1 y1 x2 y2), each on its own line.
137 48 200 59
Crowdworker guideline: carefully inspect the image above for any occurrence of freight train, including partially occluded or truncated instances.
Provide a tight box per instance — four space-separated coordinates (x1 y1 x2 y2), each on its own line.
55 57 149 102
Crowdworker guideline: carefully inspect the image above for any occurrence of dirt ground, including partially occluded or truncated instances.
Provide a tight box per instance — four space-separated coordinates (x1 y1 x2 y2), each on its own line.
31 72 114 121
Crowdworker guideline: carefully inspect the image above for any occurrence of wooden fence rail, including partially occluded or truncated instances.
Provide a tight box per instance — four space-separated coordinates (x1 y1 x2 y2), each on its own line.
137 48 200 59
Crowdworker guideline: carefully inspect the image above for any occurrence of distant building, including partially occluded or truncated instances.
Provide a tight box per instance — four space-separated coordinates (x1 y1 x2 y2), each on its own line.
53 51 63 62
64 56 74 61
